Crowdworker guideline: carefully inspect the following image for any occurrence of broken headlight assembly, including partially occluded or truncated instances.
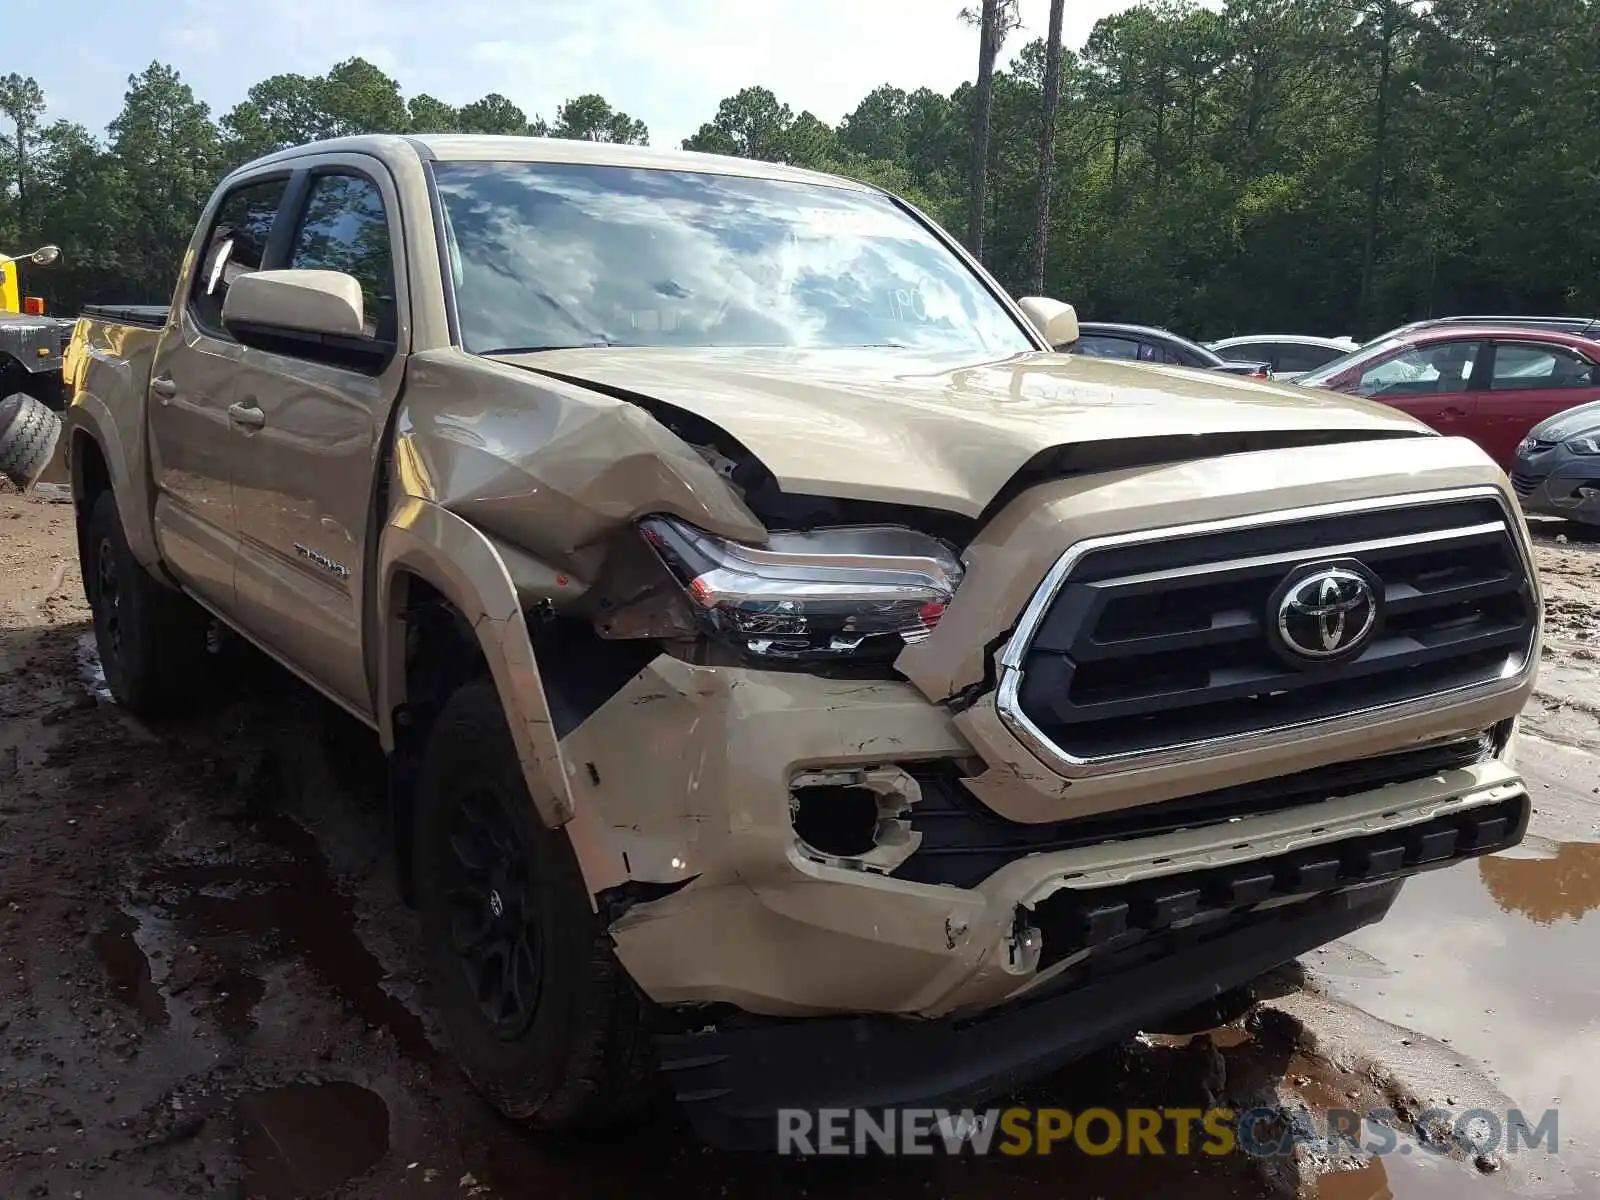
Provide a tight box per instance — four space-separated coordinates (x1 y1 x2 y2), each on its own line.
639 515 963 663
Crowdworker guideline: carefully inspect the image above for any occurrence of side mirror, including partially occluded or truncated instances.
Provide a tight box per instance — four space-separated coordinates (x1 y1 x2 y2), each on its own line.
1017 296 1080 349
222 269 365 339
28 245 61 267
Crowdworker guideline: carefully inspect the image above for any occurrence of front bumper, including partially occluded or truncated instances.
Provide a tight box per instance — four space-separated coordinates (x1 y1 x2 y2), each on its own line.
1512 460 1600 522
663 783 1527 1150
561 656 1528 1022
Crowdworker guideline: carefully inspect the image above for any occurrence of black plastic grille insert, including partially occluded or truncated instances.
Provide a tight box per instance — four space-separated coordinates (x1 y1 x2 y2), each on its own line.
1012 496 1536 761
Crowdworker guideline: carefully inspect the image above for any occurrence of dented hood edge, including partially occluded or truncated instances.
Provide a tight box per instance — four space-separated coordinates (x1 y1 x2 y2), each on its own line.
499 346 1436 518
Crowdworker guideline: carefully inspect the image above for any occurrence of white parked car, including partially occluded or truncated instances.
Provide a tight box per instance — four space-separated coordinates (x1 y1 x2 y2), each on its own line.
1206 334 1360 381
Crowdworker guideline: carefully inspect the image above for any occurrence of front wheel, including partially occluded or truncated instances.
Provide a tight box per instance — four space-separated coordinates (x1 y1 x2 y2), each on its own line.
413 681 655 1133
83 489 208 714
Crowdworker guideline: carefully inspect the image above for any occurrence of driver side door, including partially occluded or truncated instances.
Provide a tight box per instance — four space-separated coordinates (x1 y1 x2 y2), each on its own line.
1347 338 1484 442
228 157 409 720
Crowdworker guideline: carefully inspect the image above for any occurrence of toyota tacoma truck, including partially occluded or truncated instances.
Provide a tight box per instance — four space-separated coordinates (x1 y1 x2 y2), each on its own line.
56 135 1540 1147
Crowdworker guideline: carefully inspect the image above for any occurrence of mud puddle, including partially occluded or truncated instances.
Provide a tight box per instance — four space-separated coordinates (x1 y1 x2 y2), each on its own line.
237 1081 390 1198
1319 849 1600 1157
1319 1134 1500 1200
1311 741 1600 1188
126 809 431 1058
74 630 111 702
91 909 168 1026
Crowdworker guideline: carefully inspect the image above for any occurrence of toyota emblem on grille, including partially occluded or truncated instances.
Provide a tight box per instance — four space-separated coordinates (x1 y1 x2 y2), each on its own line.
1272 565 1379 664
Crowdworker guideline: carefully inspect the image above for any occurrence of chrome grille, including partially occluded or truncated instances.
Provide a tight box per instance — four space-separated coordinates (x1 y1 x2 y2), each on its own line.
999 489 1537 769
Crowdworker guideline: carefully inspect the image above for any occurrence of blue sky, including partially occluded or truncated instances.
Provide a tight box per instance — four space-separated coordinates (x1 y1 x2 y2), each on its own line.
8 0 1131 149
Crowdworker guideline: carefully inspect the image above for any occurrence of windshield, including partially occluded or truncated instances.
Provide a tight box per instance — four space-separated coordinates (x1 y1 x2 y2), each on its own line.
431 161 1034 357
1295 338 1402 387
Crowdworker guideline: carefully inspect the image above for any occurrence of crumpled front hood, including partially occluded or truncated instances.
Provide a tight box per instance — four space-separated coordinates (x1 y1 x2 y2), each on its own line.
1530 399 1600 442
497 346 1432 517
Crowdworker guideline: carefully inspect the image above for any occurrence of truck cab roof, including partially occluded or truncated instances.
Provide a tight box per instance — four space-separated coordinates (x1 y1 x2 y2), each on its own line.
241 133 874 191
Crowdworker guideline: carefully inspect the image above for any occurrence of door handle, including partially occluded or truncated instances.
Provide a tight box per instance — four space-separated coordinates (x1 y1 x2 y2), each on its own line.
227 402 266 429
1440 406 1468 418
150 374 177 399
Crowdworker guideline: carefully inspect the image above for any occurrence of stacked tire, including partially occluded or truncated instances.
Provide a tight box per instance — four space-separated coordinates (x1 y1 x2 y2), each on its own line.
0 391 61 490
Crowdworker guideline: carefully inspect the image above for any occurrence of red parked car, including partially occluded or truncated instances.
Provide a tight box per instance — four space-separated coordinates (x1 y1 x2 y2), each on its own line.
1295 326 1600 469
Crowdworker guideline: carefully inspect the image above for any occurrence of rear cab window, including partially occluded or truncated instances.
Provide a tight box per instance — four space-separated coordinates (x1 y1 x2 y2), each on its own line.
191 178 289 332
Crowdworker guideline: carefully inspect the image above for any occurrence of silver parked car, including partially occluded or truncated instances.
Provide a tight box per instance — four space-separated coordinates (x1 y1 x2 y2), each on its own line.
1205 334 1359 381
1510 399 1600 524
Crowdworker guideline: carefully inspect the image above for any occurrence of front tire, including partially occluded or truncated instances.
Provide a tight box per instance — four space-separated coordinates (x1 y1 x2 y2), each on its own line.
413 681 654 1133
83 489 208 714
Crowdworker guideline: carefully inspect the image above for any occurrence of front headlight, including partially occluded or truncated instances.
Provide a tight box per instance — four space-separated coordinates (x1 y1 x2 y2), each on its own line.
1566 436 1600 456
639 515 963 663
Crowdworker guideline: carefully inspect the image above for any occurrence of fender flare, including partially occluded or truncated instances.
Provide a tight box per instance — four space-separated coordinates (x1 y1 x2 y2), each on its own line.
62 396 164 572
376 497 631 898
377 496 573 821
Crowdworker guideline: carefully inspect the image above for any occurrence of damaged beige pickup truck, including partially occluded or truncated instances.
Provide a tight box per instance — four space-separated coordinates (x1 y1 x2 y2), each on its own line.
58 135 1539 1147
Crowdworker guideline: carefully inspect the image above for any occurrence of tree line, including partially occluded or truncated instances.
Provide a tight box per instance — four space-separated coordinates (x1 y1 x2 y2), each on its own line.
4 0 1598 340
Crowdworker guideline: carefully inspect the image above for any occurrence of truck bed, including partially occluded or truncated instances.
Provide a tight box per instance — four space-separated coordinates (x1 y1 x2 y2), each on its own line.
79 304 169 329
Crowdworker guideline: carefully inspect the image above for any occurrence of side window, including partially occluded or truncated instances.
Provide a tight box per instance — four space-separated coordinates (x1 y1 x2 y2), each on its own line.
1226 341 1274 363
1358 340 1481 396
1076 335 1140 359
191 178 288 332
288 173 396 344
1490 343 1596 391
1138 341 1165 363
1277 344 1343 373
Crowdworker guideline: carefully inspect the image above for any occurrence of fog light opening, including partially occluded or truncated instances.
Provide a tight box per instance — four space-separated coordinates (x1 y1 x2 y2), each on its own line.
791 785 881 857
789 766 925 873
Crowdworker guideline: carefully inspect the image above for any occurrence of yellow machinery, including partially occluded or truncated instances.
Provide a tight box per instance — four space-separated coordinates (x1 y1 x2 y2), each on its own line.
1 259 20 314
0 246 67 411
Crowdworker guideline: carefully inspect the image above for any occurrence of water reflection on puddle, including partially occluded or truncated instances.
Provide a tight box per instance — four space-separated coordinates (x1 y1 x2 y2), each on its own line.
91 909 168 1026
76 631 112 702
1318 837 1600 1179
1479 841 1600 926
1318 1140 1484 1200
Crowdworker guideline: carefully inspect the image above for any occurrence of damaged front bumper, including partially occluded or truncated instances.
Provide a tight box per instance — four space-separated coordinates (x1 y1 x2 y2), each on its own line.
625 689 1528 1149
651 776 1527 1149
660 878 1405 1150
562 657 1528 1023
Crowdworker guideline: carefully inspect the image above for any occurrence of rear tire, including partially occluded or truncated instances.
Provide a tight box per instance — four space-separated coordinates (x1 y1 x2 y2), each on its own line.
83 489 208 715
0 391 61 490
413 680 655 1134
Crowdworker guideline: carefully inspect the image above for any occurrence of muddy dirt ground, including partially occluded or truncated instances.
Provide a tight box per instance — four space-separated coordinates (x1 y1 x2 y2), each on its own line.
2 485 1598 1200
